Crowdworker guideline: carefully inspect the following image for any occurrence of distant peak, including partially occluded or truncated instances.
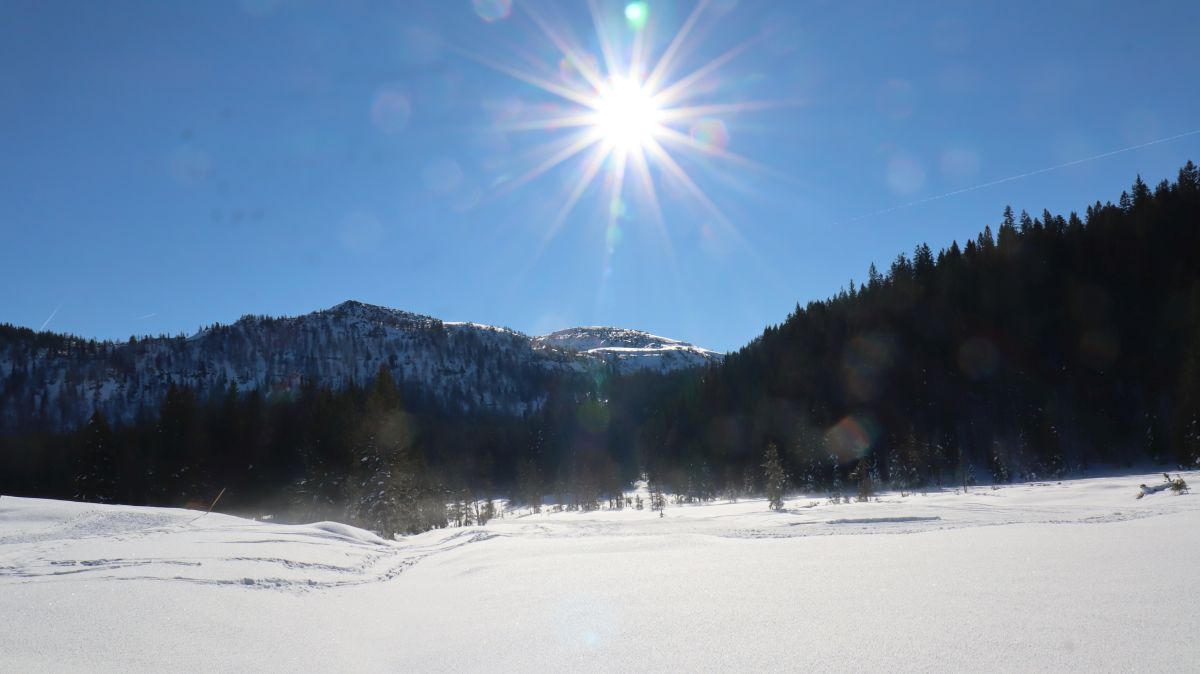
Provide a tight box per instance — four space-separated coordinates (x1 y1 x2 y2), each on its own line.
536 326 721 359
316 300 436 327
326 299 401 315
329 299 377 312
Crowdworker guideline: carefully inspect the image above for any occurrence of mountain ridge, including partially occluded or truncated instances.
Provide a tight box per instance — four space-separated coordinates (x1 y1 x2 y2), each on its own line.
0 299 720 432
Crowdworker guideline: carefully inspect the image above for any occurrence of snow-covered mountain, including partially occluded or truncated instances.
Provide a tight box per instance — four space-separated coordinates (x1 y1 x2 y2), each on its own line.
0 301 721 431
535 326 723 372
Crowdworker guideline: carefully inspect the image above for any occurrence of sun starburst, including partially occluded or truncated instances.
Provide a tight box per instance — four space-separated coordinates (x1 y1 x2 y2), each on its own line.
466 0 797 265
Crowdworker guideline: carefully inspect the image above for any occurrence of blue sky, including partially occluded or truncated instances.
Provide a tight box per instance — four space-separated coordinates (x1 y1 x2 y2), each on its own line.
2 0 1198 352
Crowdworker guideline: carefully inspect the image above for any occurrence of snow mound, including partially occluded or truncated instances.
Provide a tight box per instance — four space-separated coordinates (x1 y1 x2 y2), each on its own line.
303 521 390 545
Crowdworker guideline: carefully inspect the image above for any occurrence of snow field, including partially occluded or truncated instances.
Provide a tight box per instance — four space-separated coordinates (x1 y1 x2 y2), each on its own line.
1 471 1196 672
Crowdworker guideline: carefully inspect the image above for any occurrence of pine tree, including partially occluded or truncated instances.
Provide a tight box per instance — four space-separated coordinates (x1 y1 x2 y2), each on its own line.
849 456 877 501
1178 161 1198 193
989 440 1010 484
516 458 543 513
867 263 883 290
1174 320 1200 467
156 383 202 503
349 455 425 538
75 410 117 503
830 455 843 499
1018 209 1034 232
1131 174 1151 208
792 420 823 493
479 498 496 525
346 365 424 536
649 479 667 516
460 491 475 526
762 442 786 510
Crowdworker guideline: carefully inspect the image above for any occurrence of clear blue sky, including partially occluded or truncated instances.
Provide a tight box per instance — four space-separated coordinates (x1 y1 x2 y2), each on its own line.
2 0 1198 352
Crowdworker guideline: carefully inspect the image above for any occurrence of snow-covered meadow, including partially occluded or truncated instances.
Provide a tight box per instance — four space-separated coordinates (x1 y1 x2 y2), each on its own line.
2 471 1196 672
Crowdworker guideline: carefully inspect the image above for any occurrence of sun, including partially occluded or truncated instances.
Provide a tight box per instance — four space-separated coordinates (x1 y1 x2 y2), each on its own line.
591 76 661 150
466 1 795 258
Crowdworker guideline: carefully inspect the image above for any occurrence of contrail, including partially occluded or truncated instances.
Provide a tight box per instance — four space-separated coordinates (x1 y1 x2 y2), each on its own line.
844 127 1200 224
39 303 61 331
136 312 157 320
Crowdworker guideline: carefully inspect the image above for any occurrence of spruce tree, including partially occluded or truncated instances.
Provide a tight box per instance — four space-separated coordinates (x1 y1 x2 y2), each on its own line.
1131 175 1151 207
75 410 117 503
849 457 876 502
762 442 786 511
649 479 667 516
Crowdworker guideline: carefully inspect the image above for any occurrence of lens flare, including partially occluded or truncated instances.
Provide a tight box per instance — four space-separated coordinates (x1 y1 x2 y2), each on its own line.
473 0 513 23
826 414 879 463
369 87 412 135
624 2 649 29
689 118 729 151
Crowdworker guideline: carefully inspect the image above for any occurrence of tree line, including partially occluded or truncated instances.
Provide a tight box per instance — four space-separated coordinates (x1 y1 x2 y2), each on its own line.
2 162 1199 535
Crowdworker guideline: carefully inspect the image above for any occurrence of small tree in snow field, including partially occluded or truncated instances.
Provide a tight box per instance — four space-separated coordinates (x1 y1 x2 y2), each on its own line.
763 442 786 511
649 481 667 516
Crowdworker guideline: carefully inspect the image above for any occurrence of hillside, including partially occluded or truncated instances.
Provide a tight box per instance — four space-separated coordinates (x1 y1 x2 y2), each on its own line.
647 164 1200 489
0 300 720 432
